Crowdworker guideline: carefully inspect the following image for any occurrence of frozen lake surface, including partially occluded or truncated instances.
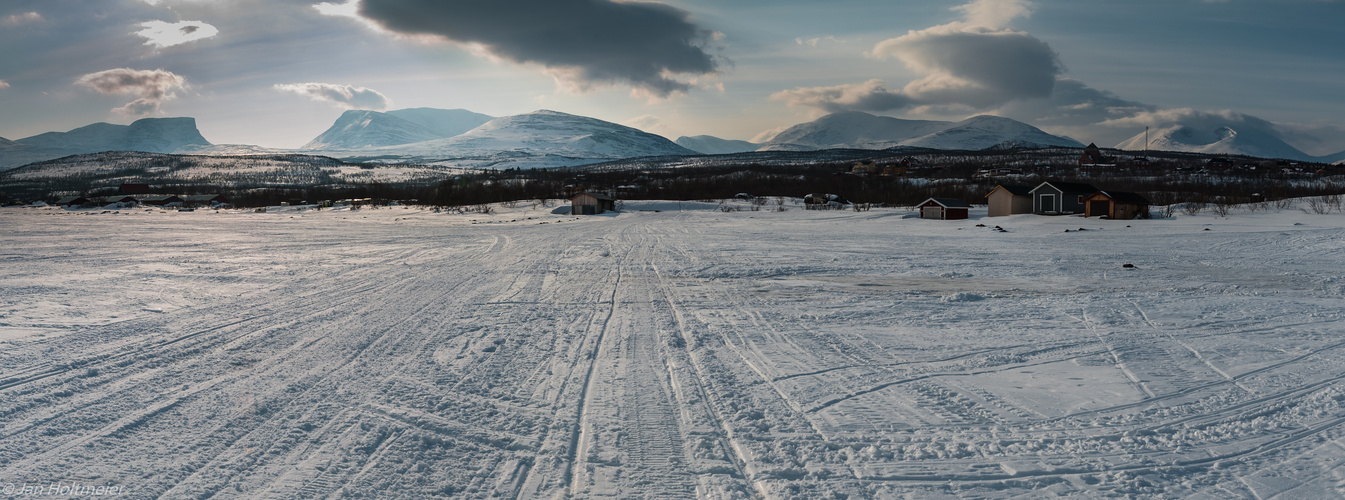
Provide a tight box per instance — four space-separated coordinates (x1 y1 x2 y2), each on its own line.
2 200 1344 498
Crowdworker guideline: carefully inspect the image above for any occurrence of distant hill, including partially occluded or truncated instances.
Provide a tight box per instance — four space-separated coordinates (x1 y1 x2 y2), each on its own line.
375 110 697 167
1115 122 1323 162
757 111 1079 152
760 111 949 151
2 118 211 170
19 117 209 153
674 135 758 155
303 108 493 150
900 115 1084 150
385 108 494 139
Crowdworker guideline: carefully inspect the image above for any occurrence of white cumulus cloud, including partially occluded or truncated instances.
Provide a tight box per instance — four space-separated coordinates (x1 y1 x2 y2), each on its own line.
135 20 220 48
273 82 391 110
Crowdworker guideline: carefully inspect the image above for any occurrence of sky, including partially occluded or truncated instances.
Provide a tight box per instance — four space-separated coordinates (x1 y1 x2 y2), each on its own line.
1 0 1344 155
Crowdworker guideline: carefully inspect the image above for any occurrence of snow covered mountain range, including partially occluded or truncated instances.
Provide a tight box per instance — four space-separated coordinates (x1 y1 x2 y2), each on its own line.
355 110 697 163
1116 123 1345 163
302 108 493 150
5 107 1344 171
750 112 1083 151
0 117 211 169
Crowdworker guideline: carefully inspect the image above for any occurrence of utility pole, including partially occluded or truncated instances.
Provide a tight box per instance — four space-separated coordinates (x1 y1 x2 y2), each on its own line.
1144 126 1149 159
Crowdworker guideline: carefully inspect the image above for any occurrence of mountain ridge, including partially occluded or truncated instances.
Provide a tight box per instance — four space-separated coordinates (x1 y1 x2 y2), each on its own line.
759 112 1081 151
303 108 494 150
373 109 697 162
674 135 758 155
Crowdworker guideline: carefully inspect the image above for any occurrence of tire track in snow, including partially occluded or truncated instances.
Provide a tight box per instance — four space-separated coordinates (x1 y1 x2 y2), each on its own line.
562 231 629 497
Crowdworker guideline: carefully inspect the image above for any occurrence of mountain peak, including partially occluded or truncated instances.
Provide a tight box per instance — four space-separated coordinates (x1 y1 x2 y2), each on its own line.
304 108 493 150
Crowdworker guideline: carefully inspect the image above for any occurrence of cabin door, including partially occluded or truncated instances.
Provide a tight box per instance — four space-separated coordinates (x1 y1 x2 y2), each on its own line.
1090 200 1110 218
1039 194 1055 213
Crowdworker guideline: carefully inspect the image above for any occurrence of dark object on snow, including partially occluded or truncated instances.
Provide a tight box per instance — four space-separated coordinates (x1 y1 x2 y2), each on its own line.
976 224 986 227
1122 263 1135 268
1204 228 1211 231
804 193 848 205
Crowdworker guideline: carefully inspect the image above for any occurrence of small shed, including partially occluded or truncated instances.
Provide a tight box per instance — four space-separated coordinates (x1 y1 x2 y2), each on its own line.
1030 181 1098 215
917 198 971 220
985 184 1033 217
1084 191 1151 220
571 192 616 215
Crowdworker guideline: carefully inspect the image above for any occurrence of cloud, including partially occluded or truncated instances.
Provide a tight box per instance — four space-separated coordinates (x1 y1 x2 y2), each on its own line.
950 0 1033 29
0 80 9 90
990 78 1153 139
75 68 188 116
1275 121 1345 156
2 11 43 26
351 0 720 97
135 20 220 48
870 0 1058 108
795 36 842 47
770 79 915 114
623 115 664 133
1098 108 1269 130
776 0 1057 114
273 82 390 110
750 125 790 144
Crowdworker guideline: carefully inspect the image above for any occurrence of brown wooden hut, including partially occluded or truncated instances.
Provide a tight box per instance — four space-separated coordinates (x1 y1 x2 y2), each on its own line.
1084 191 1151 219
571 192 616 215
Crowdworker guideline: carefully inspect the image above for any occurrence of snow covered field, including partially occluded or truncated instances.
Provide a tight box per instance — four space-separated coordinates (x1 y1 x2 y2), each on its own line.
2 200 1344 498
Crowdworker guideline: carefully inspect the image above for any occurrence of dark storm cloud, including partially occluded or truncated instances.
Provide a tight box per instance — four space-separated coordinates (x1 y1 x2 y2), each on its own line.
775 0 1058 115
356 0 720 97
872 28 1060 108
